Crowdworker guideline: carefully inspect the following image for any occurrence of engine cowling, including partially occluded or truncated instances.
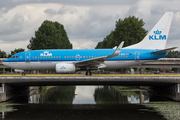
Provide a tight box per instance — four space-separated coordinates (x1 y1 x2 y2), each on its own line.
55 63 76 73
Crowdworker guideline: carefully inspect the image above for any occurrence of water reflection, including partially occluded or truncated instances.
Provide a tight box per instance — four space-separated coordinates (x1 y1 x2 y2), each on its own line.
28 86 149 104
1 86 179 120
94 86 128 104
73 86 96 104
94 86 149 104
39 86 76 104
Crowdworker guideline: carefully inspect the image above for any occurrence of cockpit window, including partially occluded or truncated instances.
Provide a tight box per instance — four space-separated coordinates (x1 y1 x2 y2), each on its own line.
11 56 18 59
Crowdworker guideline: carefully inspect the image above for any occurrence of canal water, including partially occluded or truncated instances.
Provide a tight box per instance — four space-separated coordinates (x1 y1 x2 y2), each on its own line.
0 86 180 120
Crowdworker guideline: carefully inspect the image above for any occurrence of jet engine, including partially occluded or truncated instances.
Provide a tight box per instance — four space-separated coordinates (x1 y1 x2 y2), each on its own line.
55 63 76 73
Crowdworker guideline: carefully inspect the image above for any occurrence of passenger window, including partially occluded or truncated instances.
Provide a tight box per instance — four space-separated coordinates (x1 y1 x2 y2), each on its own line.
59 56 61 58
64 56 66 58
83 56 85 58
43 57 45 59
80 56 82 58
92 56 93 58
56 56 58 58
72 56 73 58
41 57 42 59
46 56 47 58
33 57 34 59
35 57 37 59
86 56 88 58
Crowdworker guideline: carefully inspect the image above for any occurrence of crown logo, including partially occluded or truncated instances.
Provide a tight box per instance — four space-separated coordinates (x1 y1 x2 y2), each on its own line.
153 29 162 35
60 66 66 69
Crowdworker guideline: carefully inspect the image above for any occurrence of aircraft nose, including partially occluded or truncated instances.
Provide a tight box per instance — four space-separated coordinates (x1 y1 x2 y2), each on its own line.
2 58 9 66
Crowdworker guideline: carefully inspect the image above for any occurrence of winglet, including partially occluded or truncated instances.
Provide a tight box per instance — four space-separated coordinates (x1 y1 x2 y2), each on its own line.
118 41 124 49
107 41 124 58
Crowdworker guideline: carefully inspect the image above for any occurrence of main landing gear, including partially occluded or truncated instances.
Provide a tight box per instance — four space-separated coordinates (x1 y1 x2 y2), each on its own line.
22 72 26 76
86 70 92 76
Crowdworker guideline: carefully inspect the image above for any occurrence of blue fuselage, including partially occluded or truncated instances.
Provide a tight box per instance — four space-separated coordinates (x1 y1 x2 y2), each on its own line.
4 49 167 62
2 48 167 71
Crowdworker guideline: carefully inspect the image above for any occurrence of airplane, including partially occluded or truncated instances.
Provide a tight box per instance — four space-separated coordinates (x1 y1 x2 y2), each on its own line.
3 12 176 76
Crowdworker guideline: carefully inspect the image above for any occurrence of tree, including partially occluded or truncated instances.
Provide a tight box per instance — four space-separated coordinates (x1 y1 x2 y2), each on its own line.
0 50 7 58
166 51 180 58
7 48 25 58
11 48 25 56
95 16 148 48
27 20 72 50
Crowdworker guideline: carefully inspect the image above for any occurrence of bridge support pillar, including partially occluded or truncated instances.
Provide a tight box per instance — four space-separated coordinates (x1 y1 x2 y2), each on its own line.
177 84 180 93
2 84 5 93
145 84 180 101
172 84 180 101
140 91 144 104
0 84 6 102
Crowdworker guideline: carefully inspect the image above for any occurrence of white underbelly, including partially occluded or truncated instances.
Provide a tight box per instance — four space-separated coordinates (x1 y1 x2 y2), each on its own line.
3 61 74 70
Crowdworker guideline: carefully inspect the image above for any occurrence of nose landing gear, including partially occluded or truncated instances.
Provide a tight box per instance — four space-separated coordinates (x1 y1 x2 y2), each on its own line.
22 72 26 76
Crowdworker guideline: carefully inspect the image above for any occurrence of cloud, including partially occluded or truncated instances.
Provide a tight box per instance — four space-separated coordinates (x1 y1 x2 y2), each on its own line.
0 0 180 53
0 39 29 53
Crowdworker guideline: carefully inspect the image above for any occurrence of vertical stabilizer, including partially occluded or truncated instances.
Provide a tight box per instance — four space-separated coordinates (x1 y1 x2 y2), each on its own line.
125 12 173 49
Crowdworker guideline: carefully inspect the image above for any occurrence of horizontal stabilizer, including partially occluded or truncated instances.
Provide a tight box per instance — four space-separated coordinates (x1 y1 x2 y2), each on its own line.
151 47 177 54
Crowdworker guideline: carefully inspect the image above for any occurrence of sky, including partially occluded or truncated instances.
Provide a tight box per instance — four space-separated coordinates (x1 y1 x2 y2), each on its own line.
0 0 180 53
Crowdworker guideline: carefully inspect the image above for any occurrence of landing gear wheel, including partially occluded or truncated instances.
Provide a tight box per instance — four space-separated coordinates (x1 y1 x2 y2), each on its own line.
86 71 92 76
22 72 26 76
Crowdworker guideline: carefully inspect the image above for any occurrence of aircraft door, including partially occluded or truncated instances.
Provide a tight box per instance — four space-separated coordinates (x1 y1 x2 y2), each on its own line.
25 52 31 62
76 54 80 61
135 51 140 62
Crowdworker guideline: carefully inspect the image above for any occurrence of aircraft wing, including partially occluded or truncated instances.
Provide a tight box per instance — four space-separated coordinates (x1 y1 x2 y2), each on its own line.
74 41 124 67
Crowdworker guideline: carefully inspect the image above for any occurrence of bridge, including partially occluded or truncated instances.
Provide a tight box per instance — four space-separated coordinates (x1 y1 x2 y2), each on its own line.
0 75 180 86
0 75 180 102
1 57 180 102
